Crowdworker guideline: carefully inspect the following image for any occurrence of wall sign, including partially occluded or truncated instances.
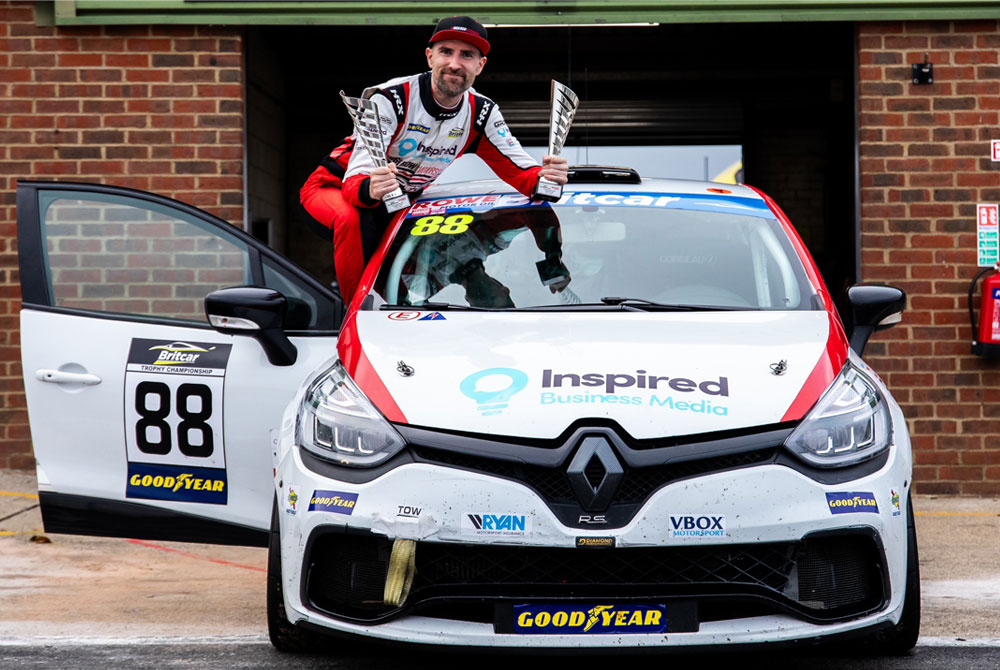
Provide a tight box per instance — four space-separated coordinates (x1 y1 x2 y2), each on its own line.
978 203 999 267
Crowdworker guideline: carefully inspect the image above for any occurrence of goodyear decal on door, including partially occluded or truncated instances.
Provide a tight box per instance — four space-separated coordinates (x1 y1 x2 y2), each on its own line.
126 462 227 505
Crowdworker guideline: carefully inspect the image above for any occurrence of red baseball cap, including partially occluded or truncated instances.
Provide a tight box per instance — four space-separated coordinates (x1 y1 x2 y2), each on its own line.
429 15 490 56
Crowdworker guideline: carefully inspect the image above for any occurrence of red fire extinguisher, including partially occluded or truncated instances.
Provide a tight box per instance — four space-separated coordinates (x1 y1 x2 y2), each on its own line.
970 265 1000 356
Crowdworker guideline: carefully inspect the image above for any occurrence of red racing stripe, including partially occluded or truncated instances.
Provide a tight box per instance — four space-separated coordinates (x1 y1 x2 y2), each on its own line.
337 309 408 423
746 186 850 420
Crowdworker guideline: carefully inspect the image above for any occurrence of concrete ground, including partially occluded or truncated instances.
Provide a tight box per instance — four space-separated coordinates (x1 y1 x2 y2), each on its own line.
1 469 998 641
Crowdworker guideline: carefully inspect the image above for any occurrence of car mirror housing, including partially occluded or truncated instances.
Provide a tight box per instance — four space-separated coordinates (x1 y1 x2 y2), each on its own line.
205 286 298 366
846 284 906 356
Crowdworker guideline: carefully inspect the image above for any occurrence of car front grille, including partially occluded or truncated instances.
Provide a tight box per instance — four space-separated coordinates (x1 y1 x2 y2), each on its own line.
411 446 779 505
303 530 887 626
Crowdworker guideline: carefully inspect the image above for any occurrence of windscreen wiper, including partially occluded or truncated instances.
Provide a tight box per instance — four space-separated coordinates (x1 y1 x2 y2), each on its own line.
600 297 746 311
379 302 504 311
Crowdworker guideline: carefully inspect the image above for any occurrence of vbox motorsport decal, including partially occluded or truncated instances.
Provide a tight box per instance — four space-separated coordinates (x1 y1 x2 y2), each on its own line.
124 339 231 504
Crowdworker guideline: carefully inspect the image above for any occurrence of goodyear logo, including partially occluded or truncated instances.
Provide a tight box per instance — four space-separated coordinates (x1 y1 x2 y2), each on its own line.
126 462 227 505
826 491 879 514
576 536 615 548
513 604 666 634
407 123 430 134
309 490 358 515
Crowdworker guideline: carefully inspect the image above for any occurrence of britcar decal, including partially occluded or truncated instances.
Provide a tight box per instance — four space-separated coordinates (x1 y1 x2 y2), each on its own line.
309 490 358 514
826 491 879 514
513 604 666 634
419 312 446 321
126 462 227 505
124 339 232 497
409 191 772 218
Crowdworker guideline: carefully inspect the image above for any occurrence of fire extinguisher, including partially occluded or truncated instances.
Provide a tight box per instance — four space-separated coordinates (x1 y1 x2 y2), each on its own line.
970 265 1000 356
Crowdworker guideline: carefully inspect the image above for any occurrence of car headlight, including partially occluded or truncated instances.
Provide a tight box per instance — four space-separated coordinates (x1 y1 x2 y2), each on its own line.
784 363 892 468
296 362 405 467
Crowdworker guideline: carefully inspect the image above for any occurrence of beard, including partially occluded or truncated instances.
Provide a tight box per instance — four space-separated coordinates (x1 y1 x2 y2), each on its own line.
434 69 469 99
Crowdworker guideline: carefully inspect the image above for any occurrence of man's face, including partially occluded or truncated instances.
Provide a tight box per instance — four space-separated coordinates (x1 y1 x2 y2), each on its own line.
426 39 486 100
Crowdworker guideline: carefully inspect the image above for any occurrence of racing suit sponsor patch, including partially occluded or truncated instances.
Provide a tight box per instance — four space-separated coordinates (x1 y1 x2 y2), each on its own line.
309 490 358 514
126 462 227 504
826 491 879 514
407 123 430 134
513 604 666 634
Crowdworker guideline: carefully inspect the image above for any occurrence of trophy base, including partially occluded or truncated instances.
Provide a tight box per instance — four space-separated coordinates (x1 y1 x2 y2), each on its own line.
384 189 410 214
532 177 563 203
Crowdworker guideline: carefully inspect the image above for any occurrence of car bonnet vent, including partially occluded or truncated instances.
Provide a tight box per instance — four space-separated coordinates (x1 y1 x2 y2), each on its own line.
566 165 641 184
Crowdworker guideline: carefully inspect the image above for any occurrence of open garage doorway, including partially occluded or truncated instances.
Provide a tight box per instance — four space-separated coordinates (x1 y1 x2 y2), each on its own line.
246 21 856 306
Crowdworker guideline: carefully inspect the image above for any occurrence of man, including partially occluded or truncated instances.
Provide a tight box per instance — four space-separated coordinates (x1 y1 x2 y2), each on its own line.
300 15 569 302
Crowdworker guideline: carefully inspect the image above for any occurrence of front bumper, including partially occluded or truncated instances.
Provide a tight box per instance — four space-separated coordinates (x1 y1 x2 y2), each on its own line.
273 421 911 648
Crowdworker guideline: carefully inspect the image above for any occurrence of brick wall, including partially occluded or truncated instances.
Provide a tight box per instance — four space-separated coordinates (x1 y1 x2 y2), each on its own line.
858 19 1000 495
0 1 244 468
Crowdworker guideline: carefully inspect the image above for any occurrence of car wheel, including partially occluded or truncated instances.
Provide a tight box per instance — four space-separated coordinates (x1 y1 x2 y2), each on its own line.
266 497 326 653
870 495 921 655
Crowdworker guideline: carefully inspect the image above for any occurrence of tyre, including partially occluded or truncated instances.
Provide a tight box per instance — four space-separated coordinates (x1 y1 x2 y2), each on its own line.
870 495 920 654
266 497 327 653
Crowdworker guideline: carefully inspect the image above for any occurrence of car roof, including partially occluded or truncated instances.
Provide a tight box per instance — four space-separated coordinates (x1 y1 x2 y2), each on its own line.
418 173 765 201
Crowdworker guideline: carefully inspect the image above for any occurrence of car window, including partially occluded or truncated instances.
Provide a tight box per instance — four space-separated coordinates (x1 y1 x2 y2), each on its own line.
261 255 339 330
39 190 250 322
372 192 815 310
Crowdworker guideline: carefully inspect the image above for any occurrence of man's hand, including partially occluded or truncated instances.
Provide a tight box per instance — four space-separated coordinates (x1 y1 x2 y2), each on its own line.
368 163 400 200
539 154 569 185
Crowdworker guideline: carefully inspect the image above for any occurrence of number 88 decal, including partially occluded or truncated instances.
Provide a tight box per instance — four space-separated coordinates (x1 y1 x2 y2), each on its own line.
135 380 214 458
409 214 473 236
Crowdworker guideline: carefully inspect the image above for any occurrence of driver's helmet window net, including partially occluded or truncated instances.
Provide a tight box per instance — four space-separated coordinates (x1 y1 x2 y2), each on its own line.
40 191 250 321
373 196 814 310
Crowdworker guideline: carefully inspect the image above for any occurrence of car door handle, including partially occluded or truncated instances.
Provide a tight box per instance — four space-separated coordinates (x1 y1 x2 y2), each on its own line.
36 369 102 386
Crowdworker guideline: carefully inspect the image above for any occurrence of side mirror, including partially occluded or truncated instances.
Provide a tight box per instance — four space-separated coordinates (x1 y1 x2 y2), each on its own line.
846 284 906 356
205 286 297 366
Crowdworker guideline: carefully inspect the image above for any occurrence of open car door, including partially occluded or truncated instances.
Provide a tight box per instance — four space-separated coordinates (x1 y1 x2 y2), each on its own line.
16 181 343 546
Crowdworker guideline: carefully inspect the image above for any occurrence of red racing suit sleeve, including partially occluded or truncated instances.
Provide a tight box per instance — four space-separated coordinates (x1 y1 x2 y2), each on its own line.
468 99 543 198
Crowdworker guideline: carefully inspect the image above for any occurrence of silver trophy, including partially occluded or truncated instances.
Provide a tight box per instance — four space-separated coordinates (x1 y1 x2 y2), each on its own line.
340 90 410 213
532 80 579 202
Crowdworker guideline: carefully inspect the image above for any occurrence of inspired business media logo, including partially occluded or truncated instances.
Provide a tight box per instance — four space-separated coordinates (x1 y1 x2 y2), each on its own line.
826 491 879 514
513 604 666 634
309 490 358 515
460 368 528 416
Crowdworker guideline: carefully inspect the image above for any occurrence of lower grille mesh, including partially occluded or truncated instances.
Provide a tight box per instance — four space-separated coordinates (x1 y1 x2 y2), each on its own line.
304 531 884 623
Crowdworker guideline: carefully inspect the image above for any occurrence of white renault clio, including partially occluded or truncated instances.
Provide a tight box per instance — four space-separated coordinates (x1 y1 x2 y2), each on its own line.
16 167 916 654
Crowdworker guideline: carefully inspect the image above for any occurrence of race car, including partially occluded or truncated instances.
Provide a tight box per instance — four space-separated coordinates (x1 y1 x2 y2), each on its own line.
16 167 916 653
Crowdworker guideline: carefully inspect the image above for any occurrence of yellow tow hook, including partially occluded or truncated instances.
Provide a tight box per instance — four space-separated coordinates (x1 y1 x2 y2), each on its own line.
383 538 417 607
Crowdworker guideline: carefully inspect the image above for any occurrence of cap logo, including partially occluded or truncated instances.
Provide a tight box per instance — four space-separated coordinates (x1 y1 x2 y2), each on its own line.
451 26 468 31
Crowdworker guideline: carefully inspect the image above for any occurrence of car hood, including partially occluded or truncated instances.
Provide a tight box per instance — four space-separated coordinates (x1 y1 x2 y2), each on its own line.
343 310 838 440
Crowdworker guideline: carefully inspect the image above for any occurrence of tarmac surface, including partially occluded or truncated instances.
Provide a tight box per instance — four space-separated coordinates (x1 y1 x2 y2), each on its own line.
1 469 999 645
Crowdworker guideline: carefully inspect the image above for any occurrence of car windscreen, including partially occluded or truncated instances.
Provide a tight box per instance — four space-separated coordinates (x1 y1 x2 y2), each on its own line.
371 191 817 311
